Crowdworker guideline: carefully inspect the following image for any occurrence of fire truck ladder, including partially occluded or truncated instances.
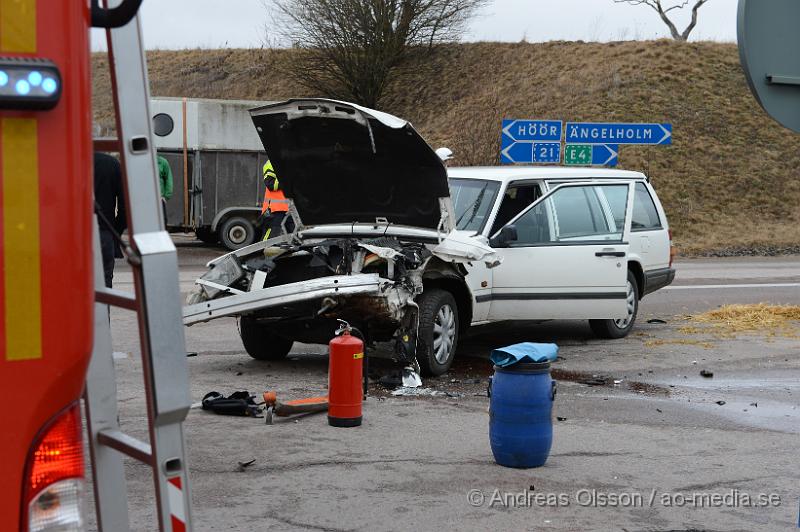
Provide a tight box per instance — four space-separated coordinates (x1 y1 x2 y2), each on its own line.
83 2 194 530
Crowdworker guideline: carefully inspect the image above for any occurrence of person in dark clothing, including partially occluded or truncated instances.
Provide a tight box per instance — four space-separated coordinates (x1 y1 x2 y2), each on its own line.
93 152 127 288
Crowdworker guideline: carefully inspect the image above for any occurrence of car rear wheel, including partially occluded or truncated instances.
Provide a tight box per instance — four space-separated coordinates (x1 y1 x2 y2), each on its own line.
239 316 293 361
589 270 639 339
416 289 459 376
219 216 256 250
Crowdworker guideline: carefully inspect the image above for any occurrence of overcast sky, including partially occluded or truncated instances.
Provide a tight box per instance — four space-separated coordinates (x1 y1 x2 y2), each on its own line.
90 0 737 50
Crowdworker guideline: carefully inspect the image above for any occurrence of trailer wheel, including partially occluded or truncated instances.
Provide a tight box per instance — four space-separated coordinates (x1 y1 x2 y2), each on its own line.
195 226 218 245
239 316 293 361
219 216 256 250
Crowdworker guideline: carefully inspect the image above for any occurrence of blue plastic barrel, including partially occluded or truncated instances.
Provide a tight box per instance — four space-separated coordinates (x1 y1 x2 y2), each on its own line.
489 362 556 468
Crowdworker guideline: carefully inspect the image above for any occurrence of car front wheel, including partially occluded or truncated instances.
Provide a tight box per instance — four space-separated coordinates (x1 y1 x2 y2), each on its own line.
239 316 293 360
589 270 639 339
416 288 459 376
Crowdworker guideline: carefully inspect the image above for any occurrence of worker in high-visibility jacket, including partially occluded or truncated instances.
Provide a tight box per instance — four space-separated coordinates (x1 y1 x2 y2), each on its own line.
259 159 295 240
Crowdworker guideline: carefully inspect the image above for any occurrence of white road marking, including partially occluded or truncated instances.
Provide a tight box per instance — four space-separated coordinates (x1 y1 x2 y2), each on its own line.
666 283 800 290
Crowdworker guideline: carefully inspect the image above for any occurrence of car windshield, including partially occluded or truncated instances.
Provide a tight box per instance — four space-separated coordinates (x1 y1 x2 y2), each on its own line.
449 178 501 233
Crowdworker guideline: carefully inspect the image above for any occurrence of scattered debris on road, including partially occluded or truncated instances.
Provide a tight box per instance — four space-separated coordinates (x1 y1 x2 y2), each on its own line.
390 387 464 398
692 303 800 336
402 367 423 388
236 459 256 472
644 338 715 349
549 369 670 396
579 377 609 386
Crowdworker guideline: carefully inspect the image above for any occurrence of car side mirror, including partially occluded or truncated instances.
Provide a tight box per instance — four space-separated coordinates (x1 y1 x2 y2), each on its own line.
490 225 518 248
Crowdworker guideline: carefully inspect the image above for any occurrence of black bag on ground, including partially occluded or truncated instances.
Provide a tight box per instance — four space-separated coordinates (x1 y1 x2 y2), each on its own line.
202 391 260 417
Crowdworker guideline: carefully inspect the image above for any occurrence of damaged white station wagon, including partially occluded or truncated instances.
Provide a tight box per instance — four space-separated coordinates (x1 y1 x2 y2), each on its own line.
184 99 674 376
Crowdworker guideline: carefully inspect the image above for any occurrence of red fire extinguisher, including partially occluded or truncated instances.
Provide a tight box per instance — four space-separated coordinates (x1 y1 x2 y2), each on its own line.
328 321 364 427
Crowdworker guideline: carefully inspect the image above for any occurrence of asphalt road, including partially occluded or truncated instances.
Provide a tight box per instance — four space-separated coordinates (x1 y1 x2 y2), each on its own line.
116 241 800 318
97 245 800 531
645 256 800 317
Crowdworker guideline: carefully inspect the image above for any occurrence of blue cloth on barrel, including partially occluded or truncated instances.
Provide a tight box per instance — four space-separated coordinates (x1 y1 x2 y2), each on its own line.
490 342 559 367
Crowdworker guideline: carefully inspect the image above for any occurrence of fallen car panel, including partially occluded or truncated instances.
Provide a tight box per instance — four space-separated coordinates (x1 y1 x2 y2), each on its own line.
183 273 386 326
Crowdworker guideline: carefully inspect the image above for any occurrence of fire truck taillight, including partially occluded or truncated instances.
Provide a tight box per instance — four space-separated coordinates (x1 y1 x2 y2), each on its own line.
23 403 85 532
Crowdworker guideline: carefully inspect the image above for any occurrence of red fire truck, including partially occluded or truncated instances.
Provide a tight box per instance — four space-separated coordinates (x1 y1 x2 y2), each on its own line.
0 2 94 529
1 2 193 530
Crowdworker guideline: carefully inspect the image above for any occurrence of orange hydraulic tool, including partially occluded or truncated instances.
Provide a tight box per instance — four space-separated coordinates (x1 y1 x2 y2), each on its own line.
262 391 328 425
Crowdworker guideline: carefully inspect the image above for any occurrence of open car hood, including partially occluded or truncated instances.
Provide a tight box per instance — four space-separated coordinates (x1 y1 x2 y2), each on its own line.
250 99 452 230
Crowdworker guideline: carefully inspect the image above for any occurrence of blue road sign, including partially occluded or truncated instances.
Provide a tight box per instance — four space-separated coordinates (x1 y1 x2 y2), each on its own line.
501 119 563 164
591 144 618 166
502 119 562 142
501 142 532 164
564 144 618 166
501 141 561 164
565 122 672 145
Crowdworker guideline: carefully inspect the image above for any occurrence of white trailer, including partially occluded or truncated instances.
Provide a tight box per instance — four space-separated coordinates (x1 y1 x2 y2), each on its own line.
150 97 276 249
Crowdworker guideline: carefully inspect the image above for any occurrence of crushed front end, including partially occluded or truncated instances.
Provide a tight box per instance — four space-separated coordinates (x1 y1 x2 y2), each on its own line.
185 234 441 367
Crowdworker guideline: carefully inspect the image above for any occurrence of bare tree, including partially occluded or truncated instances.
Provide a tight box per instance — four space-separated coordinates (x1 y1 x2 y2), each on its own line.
270 0 487 108
614 0 710 41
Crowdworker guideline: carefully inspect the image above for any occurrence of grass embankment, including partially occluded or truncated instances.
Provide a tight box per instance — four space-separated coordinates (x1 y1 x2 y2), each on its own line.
92 41 800 254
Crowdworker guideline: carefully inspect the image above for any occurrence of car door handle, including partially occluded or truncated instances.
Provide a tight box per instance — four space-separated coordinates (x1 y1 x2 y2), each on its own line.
595 251 626 257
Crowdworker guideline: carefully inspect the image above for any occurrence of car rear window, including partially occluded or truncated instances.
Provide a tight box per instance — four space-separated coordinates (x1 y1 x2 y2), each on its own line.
631 182 662 231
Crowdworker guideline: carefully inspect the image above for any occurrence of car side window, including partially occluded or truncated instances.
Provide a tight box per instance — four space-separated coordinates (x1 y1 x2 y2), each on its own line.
603 185 628 231
509 184 629 246
489 183 541 236
631 182 662 231
546 187 602 237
